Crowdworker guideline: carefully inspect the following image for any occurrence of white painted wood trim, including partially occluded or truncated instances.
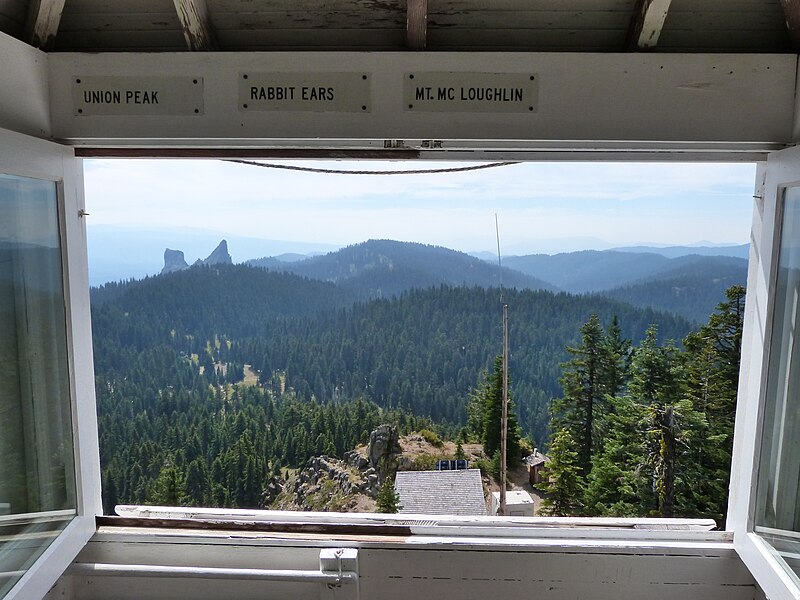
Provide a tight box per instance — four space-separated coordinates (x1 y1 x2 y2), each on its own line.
627 0 673 51
172 0 218 51
24 0 66 51
0 33 50 138
47 52 797 152
780 0 800 51
62 530 754 600
0 126 96 600
406 0 427 50
728 145 800 599
115 505 716 532
737 533 800 600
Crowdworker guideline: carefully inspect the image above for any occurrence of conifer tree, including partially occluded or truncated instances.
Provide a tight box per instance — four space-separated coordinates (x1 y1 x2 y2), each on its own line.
539 429 583 516
629 326 704 518
550 314 608 479
599 315 631 399
184 458 210 506
149 458 186 506
479 355 521 466
454 442 466 461
376 477 402 513
584 395 649 516
680 285 744 523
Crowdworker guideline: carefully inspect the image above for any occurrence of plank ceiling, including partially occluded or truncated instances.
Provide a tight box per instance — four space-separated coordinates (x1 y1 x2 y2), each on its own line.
0 0 797 53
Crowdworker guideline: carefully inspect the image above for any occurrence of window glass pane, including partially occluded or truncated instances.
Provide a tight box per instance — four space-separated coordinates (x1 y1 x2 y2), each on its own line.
0 174 76 597
755 185 800 583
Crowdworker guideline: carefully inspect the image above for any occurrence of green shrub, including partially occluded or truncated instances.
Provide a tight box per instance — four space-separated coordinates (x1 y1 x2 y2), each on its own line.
418 429 443 447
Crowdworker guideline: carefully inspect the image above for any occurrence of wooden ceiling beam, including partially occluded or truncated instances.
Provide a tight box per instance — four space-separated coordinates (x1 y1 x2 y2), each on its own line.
24 0 66 50
780 0 800 50
173 0 218 51
626 0 673 51
407 0 427 50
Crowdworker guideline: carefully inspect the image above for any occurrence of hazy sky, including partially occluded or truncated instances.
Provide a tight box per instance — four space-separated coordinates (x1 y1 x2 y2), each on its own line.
84 159 756 255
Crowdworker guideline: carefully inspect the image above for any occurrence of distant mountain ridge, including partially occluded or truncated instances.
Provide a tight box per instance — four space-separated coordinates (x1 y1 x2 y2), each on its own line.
601 255 748 323
156 238 748 323
247 239 555 299
502 250 747 294
609 243 749 259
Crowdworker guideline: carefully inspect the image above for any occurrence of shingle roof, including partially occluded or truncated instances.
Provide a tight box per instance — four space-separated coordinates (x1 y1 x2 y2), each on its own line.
524 450 550 468
394 469 487 516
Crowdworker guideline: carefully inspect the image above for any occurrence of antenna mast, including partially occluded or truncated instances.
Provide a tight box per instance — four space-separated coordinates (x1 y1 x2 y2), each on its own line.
495 214 508 517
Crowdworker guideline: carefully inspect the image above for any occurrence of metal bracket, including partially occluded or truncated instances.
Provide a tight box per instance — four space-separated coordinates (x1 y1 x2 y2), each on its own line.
320 548 359 599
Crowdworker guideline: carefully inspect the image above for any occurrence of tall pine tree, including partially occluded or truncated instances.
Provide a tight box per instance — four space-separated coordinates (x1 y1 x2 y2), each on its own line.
479 355 521 466
539 429 583 516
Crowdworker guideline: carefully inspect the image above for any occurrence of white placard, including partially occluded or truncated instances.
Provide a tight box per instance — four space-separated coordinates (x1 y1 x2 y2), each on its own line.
404 72 538 113
240 72 371 112
72 76 204 116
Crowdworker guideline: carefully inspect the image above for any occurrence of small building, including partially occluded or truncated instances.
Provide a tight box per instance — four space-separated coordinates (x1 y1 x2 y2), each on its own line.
395 469 486 516
491 491 535 517
524 449 550 486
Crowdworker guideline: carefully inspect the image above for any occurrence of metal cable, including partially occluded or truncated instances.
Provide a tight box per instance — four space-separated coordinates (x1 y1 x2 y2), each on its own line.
223 159 520 175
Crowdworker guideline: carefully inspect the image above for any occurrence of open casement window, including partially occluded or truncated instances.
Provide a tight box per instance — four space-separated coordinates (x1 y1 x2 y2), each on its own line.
730 144 800 600
0 128 100 600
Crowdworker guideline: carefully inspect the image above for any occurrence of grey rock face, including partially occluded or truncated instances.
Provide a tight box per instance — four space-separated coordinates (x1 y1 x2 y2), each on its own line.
368 424 402 474
202 239 232 265
262 425 409 508
344 451 369 471
161 248 189 274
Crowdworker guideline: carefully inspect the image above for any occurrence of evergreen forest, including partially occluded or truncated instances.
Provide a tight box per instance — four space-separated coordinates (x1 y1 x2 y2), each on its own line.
90 245 743 520
542 286 744 525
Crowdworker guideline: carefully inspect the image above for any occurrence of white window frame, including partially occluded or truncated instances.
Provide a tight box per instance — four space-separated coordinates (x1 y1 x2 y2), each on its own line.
0 127 101 600
728 144 800 600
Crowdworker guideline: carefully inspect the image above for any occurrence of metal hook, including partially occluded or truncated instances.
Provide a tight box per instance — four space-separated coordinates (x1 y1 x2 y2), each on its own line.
326 549 344 589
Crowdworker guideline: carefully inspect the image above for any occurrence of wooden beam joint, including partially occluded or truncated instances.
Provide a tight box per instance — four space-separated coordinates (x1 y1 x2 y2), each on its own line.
780 0 800 50
626 0 672 51
407 0 428 51
24 0 66 51
173 0 218 51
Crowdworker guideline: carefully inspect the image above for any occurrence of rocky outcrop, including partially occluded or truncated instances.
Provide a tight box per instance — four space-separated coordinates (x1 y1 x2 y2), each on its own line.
368 424 402 476
161 240 233 275
161 248 189 274
197 240 232 266
263 425 408 510
266 455 381 511
260 473 285 506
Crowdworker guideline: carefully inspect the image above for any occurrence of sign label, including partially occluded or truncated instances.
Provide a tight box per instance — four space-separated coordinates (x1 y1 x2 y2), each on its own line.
73 76 204 116
404 72 538 113
240 73 371 112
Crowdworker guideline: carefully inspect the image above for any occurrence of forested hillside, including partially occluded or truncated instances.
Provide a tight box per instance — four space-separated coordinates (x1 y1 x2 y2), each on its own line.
248 239 554 299
602 256 747 323
92 263 693 512
499 250 747 321
503 250 673 292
